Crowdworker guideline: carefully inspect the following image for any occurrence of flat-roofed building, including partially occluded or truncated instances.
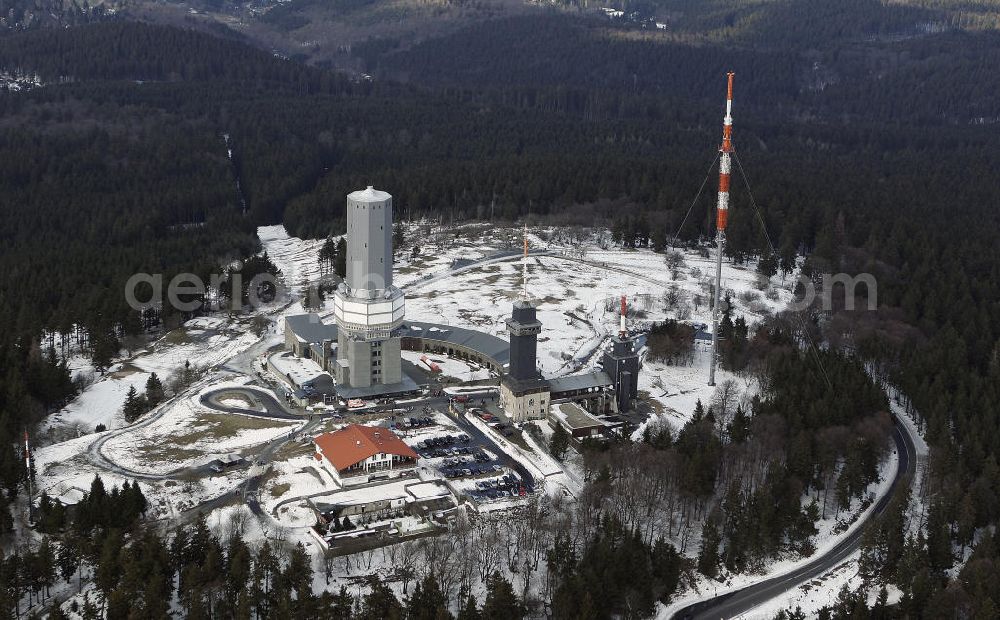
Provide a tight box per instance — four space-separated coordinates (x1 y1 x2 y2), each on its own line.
548 402 608 439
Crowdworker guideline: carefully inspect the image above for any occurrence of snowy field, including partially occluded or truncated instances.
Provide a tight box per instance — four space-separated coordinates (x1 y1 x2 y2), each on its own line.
43 318 260 436
100 393 303 475
401 349 492 382
258 224 327 296
403 250 794 380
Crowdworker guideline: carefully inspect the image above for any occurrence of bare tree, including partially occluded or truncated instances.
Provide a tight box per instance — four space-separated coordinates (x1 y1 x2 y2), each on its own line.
396 541 419 594
451 512 478 596
666 250 685 280
226 506 251 540
663 284 681 310
473 518 503 584
712 379 740 439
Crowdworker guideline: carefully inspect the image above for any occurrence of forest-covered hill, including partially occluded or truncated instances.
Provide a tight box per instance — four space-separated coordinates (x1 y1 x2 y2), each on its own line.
0 4 998 614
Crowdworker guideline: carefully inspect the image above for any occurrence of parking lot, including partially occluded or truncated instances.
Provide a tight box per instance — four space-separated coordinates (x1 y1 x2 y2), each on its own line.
412 428 535 504
467 473 533 502
414 432 506 479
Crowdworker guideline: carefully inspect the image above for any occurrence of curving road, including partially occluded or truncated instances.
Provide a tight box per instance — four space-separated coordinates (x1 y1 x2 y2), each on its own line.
86 383 309 481
199 386 304 421
85 376 218 481
672 420 917 619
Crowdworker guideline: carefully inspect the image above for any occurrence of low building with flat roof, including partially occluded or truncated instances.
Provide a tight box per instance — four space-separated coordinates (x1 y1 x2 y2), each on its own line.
284 313 511 400
548 402 608 439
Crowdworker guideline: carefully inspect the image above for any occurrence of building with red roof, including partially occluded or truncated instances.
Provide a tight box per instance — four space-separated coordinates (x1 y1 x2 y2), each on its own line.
314 424 418 485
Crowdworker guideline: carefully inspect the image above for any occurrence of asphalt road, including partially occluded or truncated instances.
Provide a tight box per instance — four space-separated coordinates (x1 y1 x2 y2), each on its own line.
242 416 324 516
86 376 220 480
199 386 303 421
672 420 917 619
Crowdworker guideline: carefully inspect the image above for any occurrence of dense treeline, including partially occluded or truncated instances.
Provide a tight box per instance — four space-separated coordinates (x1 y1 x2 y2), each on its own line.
0 21 348 87
24 475 687 619
360 9 1000 123
580 319 891 579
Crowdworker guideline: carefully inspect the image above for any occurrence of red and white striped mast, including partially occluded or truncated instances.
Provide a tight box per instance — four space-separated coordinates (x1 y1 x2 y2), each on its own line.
709 72 735 387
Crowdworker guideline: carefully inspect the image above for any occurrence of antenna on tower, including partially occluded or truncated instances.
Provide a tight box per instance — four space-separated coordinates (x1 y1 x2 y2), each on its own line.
619 295 627 339
522 224 529 299
709 71 735 387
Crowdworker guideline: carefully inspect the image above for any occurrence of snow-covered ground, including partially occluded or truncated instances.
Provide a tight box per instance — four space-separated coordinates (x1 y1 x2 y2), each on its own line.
735 551 903 618
403 249 792 380
42 222 891 616
401 349 492 382
258 224 327 296
100 393 302 475
35 222 795 519
43 318 259 435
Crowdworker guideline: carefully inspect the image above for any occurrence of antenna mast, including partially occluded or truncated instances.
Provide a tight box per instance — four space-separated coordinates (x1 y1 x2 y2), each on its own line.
709 72 734 387
619 295 627 339
522 224 529 299
24 430 33 523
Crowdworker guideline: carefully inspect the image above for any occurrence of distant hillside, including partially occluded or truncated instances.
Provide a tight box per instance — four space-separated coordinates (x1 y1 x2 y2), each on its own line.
0 0 122 30
122 0 531 70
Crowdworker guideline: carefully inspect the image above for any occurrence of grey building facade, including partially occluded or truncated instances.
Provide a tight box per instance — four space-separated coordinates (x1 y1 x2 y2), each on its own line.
332 187 405 389
345 187 394 294
601 336 640 412
506 301 542 381
500 300 550 422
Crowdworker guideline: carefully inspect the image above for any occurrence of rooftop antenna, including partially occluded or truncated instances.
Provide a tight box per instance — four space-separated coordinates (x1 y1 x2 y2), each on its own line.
522 223 529 299
619 295 627 339
709 71 735 387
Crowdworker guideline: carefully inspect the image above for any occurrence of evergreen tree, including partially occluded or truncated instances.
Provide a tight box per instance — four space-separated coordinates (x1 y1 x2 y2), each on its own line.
144 373 164 407
480 572 525 620
281 542 312 601
405 574 452 620
360 575 403 620
456 589 480 620
549 423 570 461
335 238 347 279
319 237 338 275
122 385 146 423
757 249 778 278
57 536 80 591
393 222 406 253
697 518 721 578
47 599 68 620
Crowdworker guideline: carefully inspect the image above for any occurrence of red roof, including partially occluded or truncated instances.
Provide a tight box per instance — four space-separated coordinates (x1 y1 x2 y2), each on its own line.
314 424 418 471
